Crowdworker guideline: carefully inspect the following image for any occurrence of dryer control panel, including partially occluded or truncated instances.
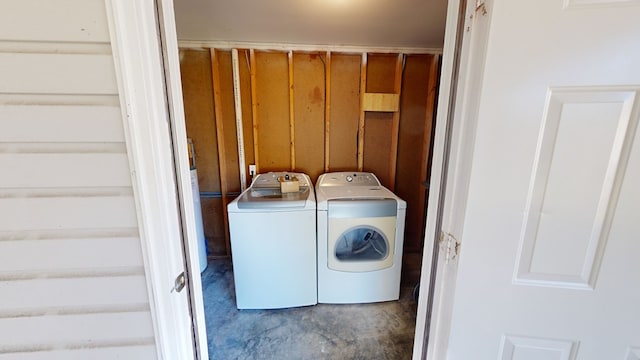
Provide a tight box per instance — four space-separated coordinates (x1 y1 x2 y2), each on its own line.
318 172 380 187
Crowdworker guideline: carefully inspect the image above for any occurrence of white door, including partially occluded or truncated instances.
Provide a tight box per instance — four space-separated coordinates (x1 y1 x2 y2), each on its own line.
443 0 640 358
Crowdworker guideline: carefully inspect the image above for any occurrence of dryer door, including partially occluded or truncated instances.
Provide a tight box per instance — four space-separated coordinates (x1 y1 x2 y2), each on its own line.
327 199 397 272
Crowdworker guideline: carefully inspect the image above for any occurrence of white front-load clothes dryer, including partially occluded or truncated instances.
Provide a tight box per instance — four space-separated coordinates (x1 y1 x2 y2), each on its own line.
316 172 407 304
227 172 317 309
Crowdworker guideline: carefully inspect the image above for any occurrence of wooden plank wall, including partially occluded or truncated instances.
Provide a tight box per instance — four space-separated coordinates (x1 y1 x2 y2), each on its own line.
253 51 290 172
180 48 440 284
363 54 401 188
327 54 361 171
292 52 325 180
179 49 227 256
397 54 441 284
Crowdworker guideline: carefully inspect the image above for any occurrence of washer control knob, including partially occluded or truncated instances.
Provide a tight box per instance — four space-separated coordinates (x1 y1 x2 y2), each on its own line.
346 175 353 182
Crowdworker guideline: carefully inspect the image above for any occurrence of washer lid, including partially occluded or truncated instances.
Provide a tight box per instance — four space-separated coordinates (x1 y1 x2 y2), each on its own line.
236 186 310 209
231 172 315 209
251 172 311 187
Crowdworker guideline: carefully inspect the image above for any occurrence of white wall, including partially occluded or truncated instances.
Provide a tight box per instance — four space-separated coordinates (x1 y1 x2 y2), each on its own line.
0 1 156 358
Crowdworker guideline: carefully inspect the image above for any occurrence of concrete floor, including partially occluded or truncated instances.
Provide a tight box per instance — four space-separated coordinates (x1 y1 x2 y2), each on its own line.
201 258 418 360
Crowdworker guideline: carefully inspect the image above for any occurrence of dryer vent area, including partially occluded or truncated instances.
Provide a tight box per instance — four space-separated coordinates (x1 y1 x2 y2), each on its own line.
180 48 440 285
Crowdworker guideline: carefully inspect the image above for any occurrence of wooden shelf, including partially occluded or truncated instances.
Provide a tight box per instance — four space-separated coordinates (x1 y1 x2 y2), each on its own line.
362 93 400 112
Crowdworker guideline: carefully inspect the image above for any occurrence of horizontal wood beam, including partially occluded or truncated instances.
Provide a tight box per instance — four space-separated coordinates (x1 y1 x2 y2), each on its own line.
178 40 442 55
362 93 400 112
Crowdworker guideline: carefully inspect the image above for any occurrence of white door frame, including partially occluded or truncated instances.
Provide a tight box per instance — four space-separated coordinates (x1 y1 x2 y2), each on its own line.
106 0 205 358
412 0 493 358
109 0 486 357
155 0 209 358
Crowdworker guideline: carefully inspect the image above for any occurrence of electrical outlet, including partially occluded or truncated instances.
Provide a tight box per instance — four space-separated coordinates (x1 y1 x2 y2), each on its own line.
249 164 256 176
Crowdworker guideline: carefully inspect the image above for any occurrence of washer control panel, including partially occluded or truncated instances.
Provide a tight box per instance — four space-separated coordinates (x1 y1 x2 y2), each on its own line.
318 172 380 187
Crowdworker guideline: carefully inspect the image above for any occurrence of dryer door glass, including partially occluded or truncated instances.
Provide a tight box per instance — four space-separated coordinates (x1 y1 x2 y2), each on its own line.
335 226 389 261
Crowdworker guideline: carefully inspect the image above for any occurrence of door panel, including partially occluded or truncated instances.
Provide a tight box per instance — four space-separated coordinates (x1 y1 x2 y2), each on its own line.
446 0 640 358
516 88 638 289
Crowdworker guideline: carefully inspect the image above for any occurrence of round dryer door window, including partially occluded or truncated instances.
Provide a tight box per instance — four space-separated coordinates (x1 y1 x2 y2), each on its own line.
327 215 396 272
335 226 388 261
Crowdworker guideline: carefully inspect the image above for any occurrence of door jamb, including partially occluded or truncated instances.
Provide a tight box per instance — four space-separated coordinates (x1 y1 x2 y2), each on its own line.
155 0 209 359
411 0 466 356
105 0 200 358
412 0 493 358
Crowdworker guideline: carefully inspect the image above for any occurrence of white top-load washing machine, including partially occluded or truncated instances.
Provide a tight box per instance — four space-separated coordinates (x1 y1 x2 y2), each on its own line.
227 172 317 309
316 172 407 304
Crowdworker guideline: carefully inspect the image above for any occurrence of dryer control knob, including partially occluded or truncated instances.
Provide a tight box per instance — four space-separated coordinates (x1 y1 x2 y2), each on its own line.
346 175 353 182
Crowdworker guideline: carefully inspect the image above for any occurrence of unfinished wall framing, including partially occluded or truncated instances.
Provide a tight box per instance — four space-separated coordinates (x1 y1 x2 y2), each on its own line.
180 47 440 284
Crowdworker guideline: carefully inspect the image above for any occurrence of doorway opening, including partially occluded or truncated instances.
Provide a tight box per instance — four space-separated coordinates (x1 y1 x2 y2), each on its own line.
178 45 440 359
157 0 458 358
